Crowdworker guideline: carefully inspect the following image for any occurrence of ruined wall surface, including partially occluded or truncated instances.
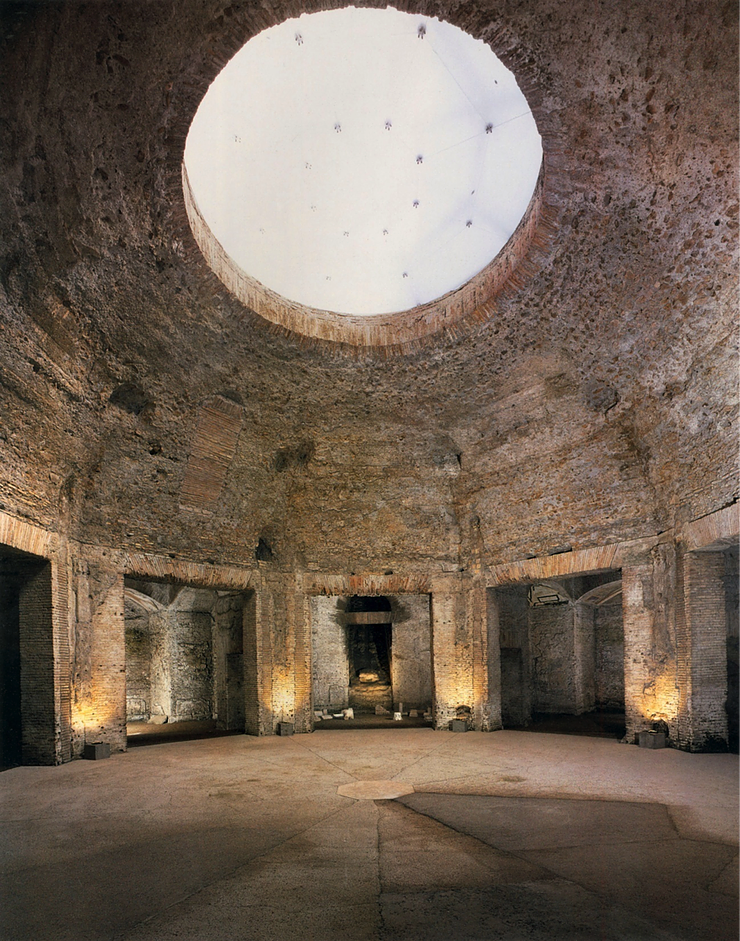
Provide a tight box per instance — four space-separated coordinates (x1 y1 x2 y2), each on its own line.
213 592 246 731
430 576 488 729
572 604 596 714
310 596 348 709
72 563 126 755
169 610 212 720
0 571 22 766
725 547 739 750
0 0 736 753
492 587 530 727
622 545 679 744
243 573 311 734
594 604 625 710
680 551 729 750
389 594 432 712
124 584 250 726
18 563 55 764
124 601 151 720
0 0 734 580
529 604 577 714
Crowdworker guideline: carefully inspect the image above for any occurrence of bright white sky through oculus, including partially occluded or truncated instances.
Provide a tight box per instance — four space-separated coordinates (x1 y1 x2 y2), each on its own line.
184 7 542 316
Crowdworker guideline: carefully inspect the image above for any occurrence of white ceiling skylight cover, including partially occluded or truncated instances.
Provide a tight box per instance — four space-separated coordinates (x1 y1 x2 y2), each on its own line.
184 7 542 316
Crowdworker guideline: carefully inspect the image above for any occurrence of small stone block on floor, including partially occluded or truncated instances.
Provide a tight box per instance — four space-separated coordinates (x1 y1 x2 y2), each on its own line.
451 719 468 732
83 742 111 760
277 722 294 736
638 730 666 748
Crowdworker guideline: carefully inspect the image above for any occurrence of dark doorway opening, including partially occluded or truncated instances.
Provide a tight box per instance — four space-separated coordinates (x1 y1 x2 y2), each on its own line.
0 545 53 769
0 554 22 769
346 596 393 714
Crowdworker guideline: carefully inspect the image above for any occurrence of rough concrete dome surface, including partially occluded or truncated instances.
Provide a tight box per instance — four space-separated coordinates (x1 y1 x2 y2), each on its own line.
0 0 736 573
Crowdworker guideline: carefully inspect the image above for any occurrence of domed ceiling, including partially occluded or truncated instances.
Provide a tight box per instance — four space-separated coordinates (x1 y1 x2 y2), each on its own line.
0 0 736 572
184 8 542 324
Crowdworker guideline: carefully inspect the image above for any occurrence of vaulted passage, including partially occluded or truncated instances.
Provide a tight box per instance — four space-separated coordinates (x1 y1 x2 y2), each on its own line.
311 594 433 726
490 572 625 739
346 596 393 714
124 578 251 745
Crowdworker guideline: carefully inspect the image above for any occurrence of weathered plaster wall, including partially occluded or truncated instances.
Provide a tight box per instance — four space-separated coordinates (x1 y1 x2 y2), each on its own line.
389 594 432 712
594 604 625 710
725 547 739 750
0 0 736 756
124 602 151 720
311 596 348 709
0 0 734 577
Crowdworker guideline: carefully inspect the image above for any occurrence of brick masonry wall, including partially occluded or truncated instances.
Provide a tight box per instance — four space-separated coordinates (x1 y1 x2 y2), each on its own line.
430 576 484 729
293 582 313 733
573 603 596 714
124 585 249 728
623 545 679 745
484 588 503 730
490 586 530 727
148 610 171 718
529 604 578 714
170 610 213 721
0 572 22 766
213 592 246 731
52 551 72 763
243 590 264 735
19 563 55 765
594 603 625 709
389 594 432 712
72 564 127 754
725 547 738 750
244 574 313 735
3 502 734 753
311 596 349 709
683 551 728 750
124 602 152 720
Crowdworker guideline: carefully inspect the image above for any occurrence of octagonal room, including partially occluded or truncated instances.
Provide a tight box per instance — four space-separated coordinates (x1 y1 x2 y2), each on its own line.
0 1 737 939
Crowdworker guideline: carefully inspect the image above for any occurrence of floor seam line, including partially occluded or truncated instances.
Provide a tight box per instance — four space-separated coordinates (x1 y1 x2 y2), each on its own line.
388 804 652 912
288 735 363 780
376 802 385 941
388 736 460 781
109 801 358 941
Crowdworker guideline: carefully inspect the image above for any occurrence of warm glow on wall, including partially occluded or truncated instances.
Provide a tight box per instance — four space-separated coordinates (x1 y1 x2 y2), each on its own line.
261 672 296 721
72 696 123 741
634 673 679 727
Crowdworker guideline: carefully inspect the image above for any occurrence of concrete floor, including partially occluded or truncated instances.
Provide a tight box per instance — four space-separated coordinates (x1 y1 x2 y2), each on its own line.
1 730 737 941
